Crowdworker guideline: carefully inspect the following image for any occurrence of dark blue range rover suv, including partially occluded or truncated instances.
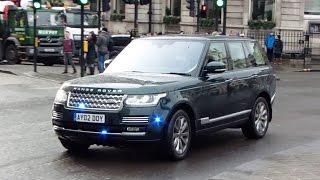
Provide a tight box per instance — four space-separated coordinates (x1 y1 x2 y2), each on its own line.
52 36 276 160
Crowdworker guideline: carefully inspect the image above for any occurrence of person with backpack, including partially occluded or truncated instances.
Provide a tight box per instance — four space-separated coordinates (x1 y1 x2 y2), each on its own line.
96 28 113 73
265 32 275 63
274 35 283 65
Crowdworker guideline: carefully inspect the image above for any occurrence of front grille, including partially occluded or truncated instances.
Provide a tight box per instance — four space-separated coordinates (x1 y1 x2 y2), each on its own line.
67 92 125 111
39 38 63 47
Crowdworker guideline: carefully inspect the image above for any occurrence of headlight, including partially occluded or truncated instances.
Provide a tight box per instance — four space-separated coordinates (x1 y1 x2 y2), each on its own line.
125 93 166 107
54 89 68 104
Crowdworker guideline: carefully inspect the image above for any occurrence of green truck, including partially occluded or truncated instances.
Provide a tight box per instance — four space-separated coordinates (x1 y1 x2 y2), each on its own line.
0 5 65 65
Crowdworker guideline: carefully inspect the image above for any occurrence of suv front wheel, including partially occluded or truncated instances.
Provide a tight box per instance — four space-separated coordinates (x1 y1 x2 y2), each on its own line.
165 110 192 160
242 97 270 139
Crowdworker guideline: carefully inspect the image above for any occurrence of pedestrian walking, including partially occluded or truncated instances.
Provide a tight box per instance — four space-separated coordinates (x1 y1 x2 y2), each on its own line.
86 31 97 75
274 35 283 65
265 32 275 63
96 28 113 73
62 31 76 74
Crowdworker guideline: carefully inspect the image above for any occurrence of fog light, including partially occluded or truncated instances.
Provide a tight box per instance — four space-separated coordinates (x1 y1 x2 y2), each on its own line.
154 116 162 123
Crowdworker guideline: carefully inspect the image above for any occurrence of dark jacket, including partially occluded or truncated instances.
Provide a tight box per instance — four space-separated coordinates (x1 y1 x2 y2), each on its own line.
96 31 113 54
274 39 283 54
86 39 97 64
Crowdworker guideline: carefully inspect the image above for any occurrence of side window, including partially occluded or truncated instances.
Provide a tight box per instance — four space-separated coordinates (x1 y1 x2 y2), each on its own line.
247 42 266 67
228 42 247 69
207 42 227 65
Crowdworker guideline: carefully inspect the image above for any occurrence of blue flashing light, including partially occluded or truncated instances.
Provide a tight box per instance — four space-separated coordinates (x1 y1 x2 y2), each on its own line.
78 103 85 109
155 116 162 123
101 130 108 135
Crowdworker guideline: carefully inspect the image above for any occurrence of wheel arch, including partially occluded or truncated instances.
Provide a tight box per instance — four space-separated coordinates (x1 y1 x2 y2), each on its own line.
4 37 20 48
166 101 197 134
256 91 272 121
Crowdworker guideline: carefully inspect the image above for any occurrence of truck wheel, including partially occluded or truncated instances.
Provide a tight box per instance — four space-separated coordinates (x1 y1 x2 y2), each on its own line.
5 45 19 64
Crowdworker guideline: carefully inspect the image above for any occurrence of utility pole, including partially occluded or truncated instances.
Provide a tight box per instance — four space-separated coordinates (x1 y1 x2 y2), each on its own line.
196 0 200 32
80 4 85 77
33 7 37 72
214 4 219 31
148 0 152 33
32 0 41 72
98 0 101 30
134 0 138 29
222 0 227 35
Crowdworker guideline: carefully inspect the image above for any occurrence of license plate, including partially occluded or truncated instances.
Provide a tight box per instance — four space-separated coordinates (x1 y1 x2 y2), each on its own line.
75 113 105 123
44 48 55 52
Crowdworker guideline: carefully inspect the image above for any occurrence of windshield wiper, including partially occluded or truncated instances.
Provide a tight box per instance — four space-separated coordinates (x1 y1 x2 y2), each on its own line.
163 72 192 76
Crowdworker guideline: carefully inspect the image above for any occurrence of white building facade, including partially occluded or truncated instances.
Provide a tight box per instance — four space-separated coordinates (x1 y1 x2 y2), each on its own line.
104 0 308 34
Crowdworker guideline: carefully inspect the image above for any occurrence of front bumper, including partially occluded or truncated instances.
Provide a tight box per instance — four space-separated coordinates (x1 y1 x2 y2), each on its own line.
52 103 170 145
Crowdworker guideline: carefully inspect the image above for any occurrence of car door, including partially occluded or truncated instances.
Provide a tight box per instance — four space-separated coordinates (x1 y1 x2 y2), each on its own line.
225 41 253 121
197 41 233 127
245 41 275 107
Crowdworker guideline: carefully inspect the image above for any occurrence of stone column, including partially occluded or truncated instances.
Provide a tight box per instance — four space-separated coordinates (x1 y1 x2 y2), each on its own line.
278 0 305 31
179 0 197 34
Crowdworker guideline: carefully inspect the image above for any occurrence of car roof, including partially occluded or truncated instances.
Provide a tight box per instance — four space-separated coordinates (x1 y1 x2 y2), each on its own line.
140 35 255 42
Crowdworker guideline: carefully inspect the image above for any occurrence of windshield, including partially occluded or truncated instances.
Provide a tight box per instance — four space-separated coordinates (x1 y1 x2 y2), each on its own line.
27 11 64 26
66 12 99 28
106 39 205 74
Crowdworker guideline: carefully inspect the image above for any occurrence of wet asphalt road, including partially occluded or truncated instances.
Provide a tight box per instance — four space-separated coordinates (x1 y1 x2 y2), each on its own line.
1 69 320 180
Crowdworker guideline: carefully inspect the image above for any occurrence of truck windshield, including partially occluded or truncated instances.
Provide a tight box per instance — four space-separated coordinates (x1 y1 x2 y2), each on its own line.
27 11 64 26
66 12 98 28
106 39 205 75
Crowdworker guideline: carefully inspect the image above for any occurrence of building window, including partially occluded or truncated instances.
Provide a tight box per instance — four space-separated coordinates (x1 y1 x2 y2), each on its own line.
251 0 274 21
112 0 125 14
168 0 181 16
305 0 320 15
310 23 320 34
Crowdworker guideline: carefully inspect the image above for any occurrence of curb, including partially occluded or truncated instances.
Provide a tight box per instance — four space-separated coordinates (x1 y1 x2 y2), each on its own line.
296 68 320 72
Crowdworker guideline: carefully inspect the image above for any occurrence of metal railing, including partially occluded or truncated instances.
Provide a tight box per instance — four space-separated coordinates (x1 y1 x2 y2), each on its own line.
246 30 307 59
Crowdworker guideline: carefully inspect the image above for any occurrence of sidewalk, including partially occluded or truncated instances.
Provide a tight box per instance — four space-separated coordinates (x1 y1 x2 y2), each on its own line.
211 140 320 180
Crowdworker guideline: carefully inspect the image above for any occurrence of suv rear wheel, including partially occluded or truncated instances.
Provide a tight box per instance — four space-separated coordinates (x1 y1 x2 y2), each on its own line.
242 97 270 139
165 110 192 160
59 138 90 152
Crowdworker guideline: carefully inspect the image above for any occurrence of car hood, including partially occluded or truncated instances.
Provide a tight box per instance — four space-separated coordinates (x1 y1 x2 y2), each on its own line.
64 72 198 94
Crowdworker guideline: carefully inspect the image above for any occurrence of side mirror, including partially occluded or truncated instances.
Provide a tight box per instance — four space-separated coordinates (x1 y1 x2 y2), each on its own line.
204 61 226 74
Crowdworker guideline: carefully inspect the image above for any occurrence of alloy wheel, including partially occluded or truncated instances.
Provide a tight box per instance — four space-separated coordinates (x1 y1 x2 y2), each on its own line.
254 102 269 134
173 116 190 155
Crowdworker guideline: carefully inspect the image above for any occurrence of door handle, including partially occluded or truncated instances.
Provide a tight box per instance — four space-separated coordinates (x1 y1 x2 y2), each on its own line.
251 74 258 78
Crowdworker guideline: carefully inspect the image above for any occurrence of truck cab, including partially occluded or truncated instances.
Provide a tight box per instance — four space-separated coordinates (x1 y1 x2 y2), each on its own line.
0 4 65 65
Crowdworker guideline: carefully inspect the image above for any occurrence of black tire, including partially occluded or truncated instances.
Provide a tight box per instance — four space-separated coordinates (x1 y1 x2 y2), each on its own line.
59 138 90 152
242 97 270 139
165 110 192 160
5 44 19 64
